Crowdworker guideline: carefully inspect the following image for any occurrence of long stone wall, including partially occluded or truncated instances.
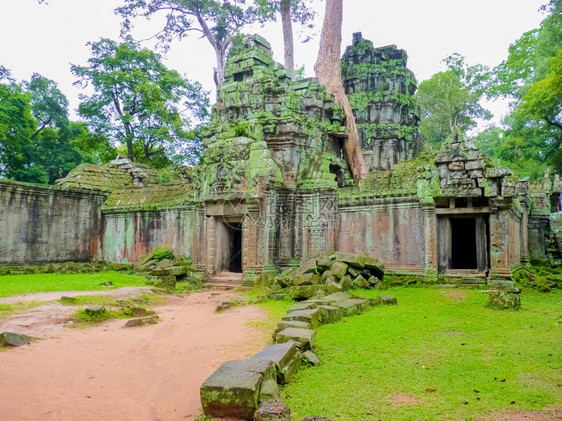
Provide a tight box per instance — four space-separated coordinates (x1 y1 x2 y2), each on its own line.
102 206 203 264
0 180 106 264
338 199 427 272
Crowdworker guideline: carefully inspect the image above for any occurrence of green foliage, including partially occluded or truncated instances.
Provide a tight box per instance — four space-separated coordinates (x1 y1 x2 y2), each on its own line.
0 69 114 184
72 37 209 165
512 265 562 292
284 287 562 420
152 245 175 261
416 55 491 147
484 0 562 178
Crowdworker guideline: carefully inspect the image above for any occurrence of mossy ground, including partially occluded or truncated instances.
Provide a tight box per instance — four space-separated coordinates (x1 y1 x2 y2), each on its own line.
283 286 561 420
0 271 146 298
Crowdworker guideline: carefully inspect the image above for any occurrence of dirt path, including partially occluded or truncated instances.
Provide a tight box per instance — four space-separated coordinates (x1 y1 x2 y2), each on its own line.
0 290 270 420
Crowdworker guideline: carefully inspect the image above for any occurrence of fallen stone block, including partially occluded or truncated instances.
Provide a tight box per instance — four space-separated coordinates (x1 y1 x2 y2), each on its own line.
334 252 365 269
288 285 319 300
364 257 385 279
273 321 311 339
329 261 349 279
487 290 521 310
167 266 187 277
251 341 302 384
282 309 320 329
254 398 291 421
302 350 321 366
259 379 280 402
323 291 354 303
60 296 77 304
200 359 276 420
340 275 353 290
292 273 316 286
348 265 363 277
0 332 31 347
123 316 159 328
378 295 398 305
276 328 315 351
289 301 317 312
334 298 370 316
290 258 317 278
317 305 342 324
149 268 172 276
316 257 332 272
85 305 106 317
353 274 370 289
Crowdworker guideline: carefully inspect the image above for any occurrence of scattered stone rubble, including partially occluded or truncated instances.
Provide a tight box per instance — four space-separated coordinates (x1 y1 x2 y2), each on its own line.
274 251 385 300
200 289 397 420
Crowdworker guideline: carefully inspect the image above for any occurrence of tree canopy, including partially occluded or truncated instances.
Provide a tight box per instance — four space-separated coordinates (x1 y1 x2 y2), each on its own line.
0 69 113 184
478 0 562 177
416 54 491 147
72 37 209 166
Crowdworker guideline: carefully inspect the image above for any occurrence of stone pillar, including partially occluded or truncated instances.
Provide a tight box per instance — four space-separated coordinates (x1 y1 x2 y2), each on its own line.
243 200 262 273
206 216 216 277
423 206 438 279
372 139 382 170
489 208 511 278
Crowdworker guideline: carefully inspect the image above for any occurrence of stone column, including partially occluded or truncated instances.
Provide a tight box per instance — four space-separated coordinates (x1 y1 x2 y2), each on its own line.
489 207 511 278
423 206 438 279
206 215 216 278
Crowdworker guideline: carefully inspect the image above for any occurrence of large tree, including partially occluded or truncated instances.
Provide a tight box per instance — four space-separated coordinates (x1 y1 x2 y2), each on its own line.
0 70 111 184
254 0 316 78
314 0 366 182
72 37 208 165
116 0 269 89
416 54 491 147
479 0 562 177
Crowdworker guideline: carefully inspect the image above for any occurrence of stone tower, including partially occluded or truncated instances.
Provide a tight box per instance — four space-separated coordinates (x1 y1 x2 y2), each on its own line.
342 32 422 170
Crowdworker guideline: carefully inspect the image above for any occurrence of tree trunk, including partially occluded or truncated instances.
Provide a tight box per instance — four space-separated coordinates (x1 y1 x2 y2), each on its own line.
280 0 295 78
314 0 367 182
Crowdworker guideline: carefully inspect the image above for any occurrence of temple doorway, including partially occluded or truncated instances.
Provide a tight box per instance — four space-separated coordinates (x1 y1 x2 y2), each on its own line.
216 219 243 274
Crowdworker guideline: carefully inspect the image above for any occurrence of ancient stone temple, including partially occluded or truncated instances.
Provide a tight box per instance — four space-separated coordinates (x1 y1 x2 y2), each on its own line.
1 34 560 284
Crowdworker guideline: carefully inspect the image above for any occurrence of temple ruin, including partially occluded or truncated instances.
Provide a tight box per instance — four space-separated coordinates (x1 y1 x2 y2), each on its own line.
1 34 561 285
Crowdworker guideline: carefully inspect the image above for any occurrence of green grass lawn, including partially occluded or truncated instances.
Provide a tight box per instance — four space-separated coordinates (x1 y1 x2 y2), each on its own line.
0 271 147 298
283 287 561 421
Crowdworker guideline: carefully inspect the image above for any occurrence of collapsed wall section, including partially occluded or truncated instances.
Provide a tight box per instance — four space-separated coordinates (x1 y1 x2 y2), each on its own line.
0 180 106 264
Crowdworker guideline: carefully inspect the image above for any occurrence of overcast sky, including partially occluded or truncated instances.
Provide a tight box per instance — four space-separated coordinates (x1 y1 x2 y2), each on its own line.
0 0 548 122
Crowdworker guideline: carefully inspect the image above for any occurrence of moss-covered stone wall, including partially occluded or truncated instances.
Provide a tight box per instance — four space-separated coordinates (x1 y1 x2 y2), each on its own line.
0 180 106 264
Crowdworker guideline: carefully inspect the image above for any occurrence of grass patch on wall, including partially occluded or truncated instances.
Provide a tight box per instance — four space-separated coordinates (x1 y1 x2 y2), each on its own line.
0 271 147 298
283 287 561 420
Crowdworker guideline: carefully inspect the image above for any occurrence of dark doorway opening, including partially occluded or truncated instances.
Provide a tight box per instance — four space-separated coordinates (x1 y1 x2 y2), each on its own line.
228 223 242 273
450 218 477 269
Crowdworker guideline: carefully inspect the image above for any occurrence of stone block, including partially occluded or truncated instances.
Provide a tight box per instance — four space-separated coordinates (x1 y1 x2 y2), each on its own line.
258 379 280 402
123 316 159 328
487 290 521 310
288 285 319 300
364 257 385 279
323 291 354 303
145 275 176 291
251 341 302 384
329 261 349 279
167 266 187 276
85 305 106 317
289 302 316 312
292 272 316 286
0 332 31 347
334 252 365 269
149 268 172 276
254 399 291 421
316 257 332 272
275 328 315 351
348 266 363 277
273 321 311 338
317 305 342 324
291 258 317 278
353 274 370 289
340 275 353 290
302 350 321 366
200 359 276 420
334 298 370 316
282 309 320 329
378 294 398 305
